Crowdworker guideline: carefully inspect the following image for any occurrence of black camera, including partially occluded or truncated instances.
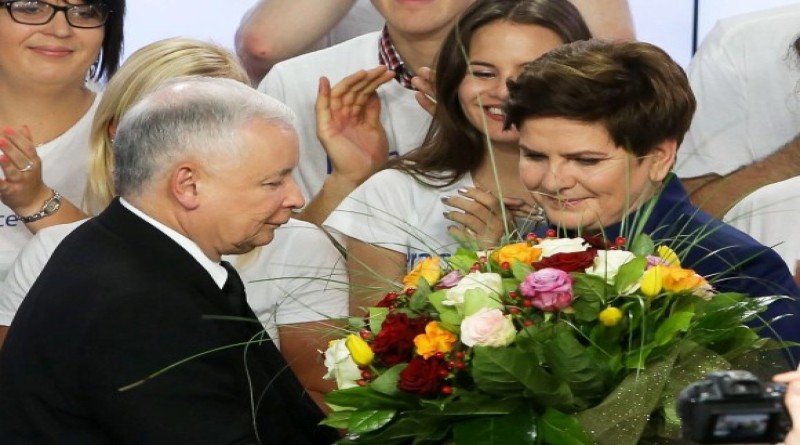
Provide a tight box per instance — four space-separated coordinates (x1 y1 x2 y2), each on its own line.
677 370 791 443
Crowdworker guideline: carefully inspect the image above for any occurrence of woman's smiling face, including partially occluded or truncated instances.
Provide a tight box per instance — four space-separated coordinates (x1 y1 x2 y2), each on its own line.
518 117 675 231
457 20 564 148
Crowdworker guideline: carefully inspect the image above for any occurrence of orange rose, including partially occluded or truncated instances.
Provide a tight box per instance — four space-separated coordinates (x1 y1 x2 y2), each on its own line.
414 322 457 359
662 266 709 293
491 242 542 266
403 256 442 290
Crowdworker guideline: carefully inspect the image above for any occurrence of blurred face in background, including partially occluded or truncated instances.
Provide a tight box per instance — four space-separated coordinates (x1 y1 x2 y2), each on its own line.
371 0 474 39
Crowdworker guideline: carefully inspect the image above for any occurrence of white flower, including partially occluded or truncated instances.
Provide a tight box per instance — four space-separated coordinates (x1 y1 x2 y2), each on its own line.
538 237 589 258
322 338 362 389
443 272 503 308
460 308 516 347
585 250 636 284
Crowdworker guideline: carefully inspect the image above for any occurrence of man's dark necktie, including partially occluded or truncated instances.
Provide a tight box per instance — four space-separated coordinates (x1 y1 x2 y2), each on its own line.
220 260 248 317
218 261 338 444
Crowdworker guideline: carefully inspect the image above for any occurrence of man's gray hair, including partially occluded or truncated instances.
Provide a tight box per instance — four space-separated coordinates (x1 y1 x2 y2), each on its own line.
113 76 297 197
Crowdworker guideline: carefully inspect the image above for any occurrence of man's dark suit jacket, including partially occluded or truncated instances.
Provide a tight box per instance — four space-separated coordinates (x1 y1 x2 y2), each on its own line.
0 199 338 444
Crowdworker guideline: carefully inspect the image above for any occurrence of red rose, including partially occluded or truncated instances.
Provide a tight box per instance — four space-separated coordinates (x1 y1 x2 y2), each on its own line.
582 235 612 250
371 313 428 366
532 249 597 273
398 356 448 396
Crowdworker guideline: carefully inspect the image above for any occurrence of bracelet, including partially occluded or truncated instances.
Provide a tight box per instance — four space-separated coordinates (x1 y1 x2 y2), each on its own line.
19 189 62 224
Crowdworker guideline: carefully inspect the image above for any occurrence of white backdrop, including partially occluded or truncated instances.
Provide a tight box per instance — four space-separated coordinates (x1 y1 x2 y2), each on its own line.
121 0 800 69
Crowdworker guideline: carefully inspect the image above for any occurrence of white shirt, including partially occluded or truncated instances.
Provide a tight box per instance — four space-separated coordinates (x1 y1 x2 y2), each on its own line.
675 4 800 178
260 32 432 202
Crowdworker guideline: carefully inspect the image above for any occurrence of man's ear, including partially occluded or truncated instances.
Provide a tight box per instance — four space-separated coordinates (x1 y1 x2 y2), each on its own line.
648 139 678 182
171 164 201 210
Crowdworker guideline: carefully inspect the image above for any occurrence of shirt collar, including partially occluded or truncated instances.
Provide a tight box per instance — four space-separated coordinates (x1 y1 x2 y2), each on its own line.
377 25 417 90
119 197 228 289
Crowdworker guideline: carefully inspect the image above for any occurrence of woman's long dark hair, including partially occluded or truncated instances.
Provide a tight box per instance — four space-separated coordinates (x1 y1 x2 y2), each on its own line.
91 0 126 81
388 0 592 187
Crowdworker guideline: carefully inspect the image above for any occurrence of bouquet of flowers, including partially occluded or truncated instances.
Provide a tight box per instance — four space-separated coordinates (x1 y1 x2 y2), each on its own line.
321 232 785 444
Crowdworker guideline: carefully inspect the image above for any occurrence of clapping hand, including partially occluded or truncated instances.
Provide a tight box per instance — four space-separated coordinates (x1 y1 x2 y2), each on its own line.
0 125 49 216
315 66 393 187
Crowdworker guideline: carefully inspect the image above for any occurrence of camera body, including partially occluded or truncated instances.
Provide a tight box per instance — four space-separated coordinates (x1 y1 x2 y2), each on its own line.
677 370 790 443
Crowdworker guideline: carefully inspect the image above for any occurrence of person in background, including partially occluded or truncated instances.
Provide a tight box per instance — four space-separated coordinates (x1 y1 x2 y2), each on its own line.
0 77 338 444
0 0 125 280
260 0 476 227
0 37 348 408
676 4 800 218
324 0 592 311
236 0 634 85
236 0 382 84
506 38 800 358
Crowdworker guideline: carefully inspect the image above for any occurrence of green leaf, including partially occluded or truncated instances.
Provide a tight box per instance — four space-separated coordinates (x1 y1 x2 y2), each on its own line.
452 407 537 445
614 256 647 295
571 288 603 323
429 291 463 325
538 408 593 445
542 325 608 407
471 345 574 410
369 307 389 335
324 385 416 410
320 409 354 429
629 233 654 257
449 249 479 273
571 273 610 305
370 363 407 396
653 311 693 346
511 259 533 282
348 316 366 331
347 409 398 434
409 279 432 311
464 288 504 317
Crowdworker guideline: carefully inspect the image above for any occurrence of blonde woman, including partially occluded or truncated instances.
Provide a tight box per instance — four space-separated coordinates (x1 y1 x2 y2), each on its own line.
0 37 347 404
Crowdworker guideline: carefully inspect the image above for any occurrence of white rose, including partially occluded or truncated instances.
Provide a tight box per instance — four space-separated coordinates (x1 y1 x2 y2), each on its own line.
585 250 636 284
538 237 589 258
443 272 503 308
460 308 516 347
322 338 362 389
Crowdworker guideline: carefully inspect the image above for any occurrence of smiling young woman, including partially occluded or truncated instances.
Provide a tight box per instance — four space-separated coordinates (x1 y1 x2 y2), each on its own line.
0 0 125 279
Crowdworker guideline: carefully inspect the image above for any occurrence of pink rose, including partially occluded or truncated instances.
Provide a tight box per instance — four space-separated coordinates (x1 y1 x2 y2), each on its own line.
531 291 573 312
435 271 464 290
460 308 516 347
520 268 573 312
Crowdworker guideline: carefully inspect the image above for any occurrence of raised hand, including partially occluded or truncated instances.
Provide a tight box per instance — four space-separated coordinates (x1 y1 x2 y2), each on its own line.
411 66 436 116
0 125 50 216
315 66 394 187
442 186 515 249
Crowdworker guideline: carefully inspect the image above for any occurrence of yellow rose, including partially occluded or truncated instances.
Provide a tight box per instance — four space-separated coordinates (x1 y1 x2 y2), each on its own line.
656 245 681 267
662 267 709 293
403 256 442 290
414 321 457 359
598 307 623 327
345 334 374 367
640 266 665 298
491 242 542 266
